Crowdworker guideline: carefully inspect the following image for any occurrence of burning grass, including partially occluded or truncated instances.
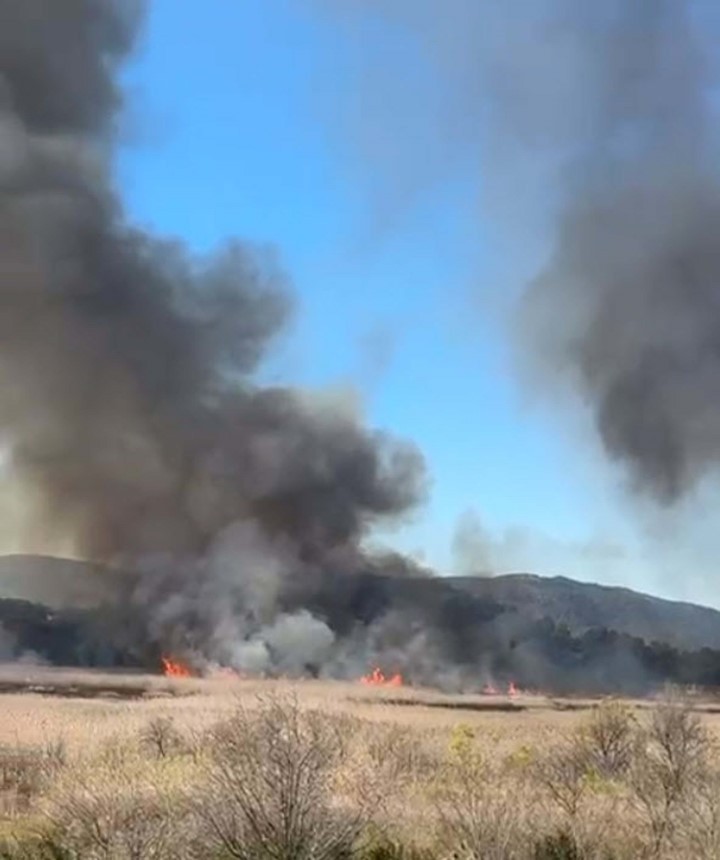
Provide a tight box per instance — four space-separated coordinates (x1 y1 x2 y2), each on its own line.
1 673 720 858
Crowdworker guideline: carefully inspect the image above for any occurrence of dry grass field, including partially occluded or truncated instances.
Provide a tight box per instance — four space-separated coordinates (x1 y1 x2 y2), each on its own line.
1 666 720 858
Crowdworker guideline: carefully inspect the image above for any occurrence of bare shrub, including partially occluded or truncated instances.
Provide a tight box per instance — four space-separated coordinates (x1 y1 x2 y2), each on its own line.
365 724 441 786
579 702 636 779
139 716 185 760
360 840 436 860
0 742 65 817
531 706 637 858
535 700 637 822
674 769 720 860
533 830 583 860
433 724 533 859
533 742 593 820
629 694 712 857
44 774 187 860
196 693 375 860
0 833 76 859
38 738 194 860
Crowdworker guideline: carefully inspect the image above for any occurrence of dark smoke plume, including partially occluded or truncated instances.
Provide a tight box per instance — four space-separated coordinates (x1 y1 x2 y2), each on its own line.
0 0 427 672
516 0 720 504
318 0 720 506
7 0 712 692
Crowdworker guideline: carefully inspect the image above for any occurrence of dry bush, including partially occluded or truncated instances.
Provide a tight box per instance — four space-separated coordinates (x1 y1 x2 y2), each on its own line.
37 739 196 860
532 830 583 860
534 701 636 820
351 723 445 850
0 741 66 817
195 693 376 860
530 703 641 858
529 694 720 859
673 768 720 860
360 840 437 860
628 694 713 858
579 702 636 779
46 786 178 859
364 723 443 786
0 833 76 859
433 724 534 859
139 716 185 760
533 742 593 820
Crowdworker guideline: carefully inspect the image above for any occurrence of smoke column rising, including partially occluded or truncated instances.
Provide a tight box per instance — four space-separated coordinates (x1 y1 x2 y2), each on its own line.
318 0 720 507
6 0 718 681
515 0 720 505
0 0 427 669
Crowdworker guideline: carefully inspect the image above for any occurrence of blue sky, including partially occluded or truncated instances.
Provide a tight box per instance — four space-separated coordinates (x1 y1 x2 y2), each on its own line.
115 2 691 598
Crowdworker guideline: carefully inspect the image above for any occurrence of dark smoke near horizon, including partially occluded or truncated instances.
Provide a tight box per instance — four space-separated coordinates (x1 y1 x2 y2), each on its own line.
0 0 437 678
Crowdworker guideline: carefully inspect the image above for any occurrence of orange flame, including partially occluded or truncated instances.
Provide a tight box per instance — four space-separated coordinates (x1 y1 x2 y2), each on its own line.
360 667 403 687
161 656 193 678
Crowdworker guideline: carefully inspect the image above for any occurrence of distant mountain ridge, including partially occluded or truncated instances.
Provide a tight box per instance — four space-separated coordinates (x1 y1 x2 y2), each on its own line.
449 573 720 652
3 555 720 692
1 554 720 654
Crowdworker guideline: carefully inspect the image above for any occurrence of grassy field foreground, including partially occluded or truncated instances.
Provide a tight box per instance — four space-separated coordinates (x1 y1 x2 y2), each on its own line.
1 669 720 858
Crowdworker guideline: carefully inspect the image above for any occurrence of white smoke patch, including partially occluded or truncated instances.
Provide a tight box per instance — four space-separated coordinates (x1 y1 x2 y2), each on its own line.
223 639 270 675
451 510 495 577
127 521 338 675
0 623 15 660
449 502 720 608
0 622 48 666
452 508 632 584
204 520 289 620
201 611 334 676
263 611 334 671
131 520 296 661
293 384 364 424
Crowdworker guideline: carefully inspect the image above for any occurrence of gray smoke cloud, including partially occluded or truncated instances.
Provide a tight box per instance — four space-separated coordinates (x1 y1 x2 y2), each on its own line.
8 0 714 689
0 0 428 672
317 0 720 507
451 508 633 585
515 0 720 505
